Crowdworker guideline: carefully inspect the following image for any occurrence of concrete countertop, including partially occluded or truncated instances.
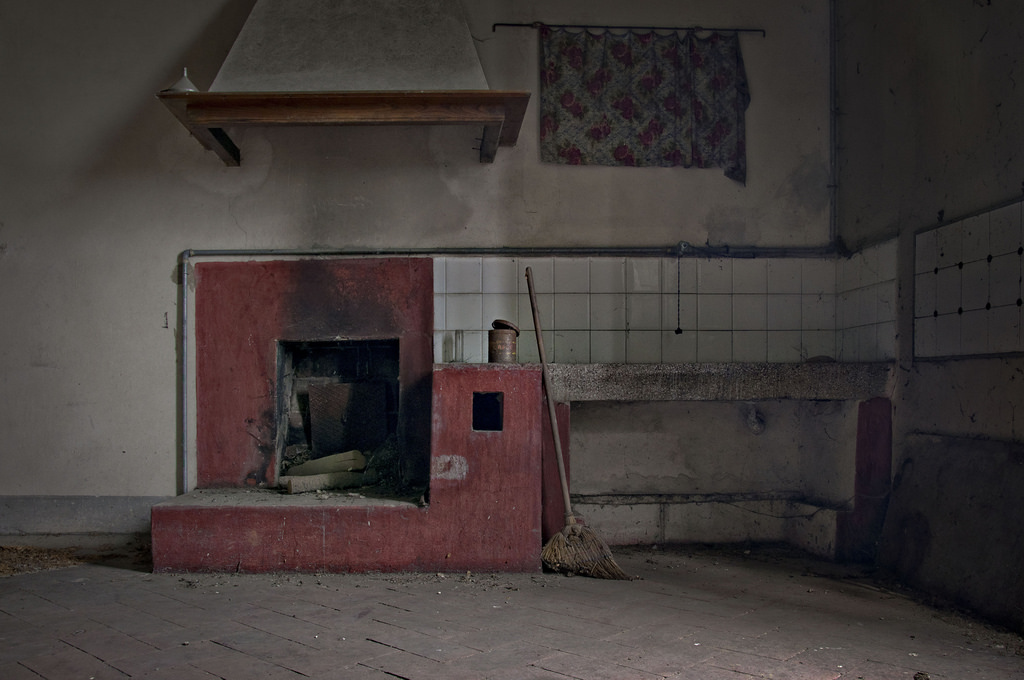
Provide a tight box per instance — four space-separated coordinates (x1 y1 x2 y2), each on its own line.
544 362 895 402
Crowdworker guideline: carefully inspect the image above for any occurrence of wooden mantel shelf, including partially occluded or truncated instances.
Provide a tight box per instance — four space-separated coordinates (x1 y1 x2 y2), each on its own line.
157 89 531 165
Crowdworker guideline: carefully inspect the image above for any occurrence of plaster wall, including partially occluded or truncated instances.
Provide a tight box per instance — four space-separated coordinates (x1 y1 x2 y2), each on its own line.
0 0 831 509
836 0 1024 629
894 357 1024 444
570 400 857 502
567 399 859 552
879 431 1024 633
836 0 1024 249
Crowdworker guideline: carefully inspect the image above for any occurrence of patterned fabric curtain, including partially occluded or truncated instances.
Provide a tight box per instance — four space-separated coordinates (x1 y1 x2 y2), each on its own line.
539 26 750 183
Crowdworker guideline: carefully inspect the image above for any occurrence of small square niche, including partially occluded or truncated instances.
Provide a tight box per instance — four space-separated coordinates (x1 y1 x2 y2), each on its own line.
472 392 504 431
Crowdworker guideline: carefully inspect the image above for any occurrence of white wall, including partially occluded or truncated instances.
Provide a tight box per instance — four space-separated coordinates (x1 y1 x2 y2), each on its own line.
467 0 833 248
0 1 830 512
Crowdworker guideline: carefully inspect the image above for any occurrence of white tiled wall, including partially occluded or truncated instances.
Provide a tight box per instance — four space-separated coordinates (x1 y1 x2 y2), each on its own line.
431 205 1024 364
914 202 1023 357
433 252 896 364
836 240 898 362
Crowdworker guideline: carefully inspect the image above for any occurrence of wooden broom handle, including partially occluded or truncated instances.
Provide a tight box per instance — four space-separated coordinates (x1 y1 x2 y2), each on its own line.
525 267 575 524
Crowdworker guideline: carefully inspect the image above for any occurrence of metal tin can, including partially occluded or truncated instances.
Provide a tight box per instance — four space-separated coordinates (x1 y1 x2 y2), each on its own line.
488 329 517 363
488 319 519 363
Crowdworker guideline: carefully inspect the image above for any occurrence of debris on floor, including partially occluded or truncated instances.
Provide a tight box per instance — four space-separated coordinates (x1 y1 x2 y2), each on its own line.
0 545 83 576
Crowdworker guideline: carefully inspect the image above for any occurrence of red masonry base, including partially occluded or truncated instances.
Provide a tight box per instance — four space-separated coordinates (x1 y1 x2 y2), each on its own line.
835 396 893 563
152 364 544 573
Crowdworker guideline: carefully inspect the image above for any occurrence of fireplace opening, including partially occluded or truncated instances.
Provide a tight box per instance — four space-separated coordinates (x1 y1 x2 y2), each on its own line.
276 338 422 500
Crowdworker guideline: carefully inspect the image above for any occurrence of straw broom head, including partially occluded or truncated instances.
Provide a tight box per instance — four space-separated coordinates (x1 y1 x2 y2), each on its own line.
541 521 631 580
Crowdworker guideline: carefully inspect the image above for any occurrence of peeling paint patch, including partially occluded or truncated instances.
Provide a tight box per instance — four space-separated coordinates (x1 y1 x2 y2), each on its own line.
431 454 468 480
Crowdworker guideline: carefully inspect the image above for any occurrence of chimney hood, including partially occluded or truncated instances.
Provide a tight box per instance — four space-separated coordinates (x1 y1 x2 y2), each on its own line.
158 0 530 164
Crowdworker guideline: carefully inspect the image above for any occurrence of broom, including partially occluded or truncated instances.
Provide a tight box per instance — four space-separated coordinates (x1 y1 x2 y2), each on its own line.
526 267 630 580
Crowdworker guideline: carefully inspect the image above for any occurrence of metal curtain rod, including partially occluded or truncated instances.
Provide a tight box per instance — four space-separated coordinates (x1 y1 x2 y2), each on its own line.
492 21 766 37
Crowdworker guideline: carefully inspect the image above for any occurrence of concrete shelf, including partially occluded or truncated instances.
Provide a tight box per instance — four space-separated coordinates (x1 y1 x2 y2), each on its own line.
545 362 895 402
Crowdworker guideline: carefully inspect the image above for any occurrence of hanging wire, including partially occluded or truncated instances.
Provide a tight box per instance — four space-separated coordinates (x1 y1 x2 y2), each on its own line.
492 21 766 37
674 241 689 334
675 256 683 335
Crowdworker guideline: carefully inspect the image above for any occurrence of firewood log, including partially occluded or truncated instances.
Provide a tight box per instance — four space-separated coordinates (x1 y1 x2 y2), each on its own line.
285 450 365 476
281 471 363 494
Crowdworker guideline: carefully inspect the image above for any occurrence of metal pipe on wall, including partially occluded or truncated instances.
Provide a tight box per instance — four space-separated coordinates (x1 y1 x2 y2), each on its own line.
179 250 191 494
177 244 840 260
829 0 838 245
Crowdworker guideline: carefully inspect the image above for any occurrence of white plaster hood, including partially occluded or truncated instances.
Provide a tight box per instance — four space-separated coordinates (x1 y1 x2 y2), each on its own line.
158 0 529 164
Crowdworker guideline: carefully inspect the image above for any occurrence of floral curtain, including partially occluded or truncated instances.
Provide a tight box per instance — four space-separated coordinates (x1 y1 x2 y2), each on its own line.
539 26 750 183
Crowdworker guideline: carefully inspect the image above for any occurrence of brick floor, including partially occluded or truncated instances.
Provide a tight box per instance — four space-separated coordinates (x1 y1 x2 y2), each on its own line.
1 545 1021 679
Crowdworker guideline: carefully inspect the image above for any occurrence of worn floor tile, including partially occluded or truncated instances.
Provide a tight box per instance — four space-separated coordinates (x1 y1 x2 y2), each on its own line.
134 666 223 680
358 646 488 680
186 646 309 680
18 643 130 679
0 544 1020 680
365 621 482 662
533 649 667 679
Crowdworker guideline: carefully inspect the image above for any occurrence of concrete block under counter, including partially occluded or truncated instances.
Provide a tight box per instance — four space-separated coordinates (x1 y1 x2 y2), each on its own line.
542 363 894 563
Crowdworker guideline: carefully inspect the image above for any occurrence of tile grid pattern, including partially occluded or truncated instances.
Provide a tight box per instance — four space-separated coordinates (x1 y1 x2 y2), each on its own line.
915 201 1024 357
836 241 898 362
2 548 1021 679
434 253 896 364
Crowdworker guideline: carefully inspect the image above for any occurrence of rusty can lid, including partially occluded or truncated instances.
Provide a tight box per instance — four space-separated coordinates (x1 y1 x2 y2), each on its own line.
491 319 520 336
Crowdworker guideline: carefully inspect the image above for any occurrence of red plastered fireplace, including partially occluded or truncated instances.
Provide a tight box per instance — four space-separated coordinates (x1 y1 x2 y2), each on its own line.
190 258 434 489
151 257 544 573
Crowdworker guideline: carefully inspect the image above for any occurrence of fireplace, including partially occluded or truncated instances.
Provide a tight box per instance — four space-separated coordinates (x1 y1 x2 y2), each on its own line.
276 338 408 492
188 258 434 491
151 256 546 573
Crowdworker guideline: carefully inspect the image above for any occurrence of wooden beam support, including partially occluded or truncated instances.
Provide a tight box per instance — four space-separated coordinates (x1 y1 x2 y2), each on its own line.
479 122 503 163
157 90 530 165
